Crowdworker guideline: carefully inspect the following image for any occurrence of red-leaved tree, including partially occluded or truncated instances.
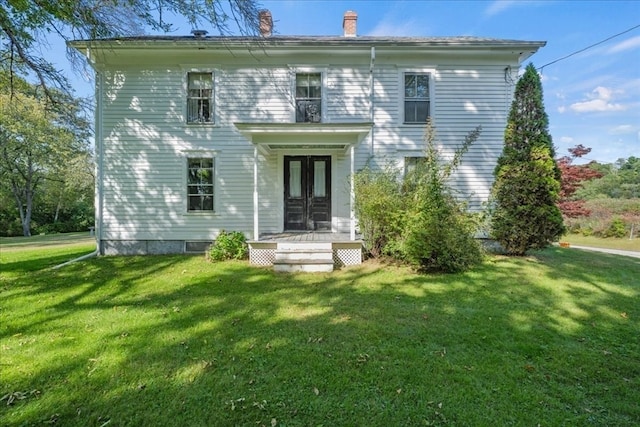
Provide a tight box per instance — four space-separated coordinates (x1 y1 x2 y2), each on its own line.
557 145 602 218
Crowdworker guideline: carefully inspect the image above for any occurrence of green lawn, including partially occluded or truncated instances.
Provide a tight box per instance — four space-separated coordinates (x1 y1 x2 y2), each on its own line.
560 233 640 252
1 238 639 426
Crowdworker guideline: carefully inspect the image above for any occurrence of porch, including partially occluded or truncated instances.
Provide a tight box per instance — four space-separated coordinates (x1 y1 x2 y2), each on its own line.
248 232 363 272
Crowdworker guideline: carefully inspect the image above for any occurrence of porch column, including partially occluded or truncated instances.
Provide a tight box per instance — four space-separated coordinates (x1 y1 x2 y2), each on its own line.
350 145 356 241
253 146 259 240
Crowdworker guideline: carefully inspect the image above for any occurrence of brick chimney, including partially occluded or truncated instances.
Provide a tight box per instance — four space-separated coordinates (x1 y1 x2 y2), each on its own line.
343 10 357 37
259 10 273 37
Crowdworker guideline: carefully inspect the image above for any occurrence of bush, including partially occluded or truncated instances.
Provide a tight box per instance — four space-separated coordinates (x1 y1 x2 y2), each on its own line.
603 217 627 238
353 164 404 258
400 122 483 272
565 198 639 238
353 120 483 273
208 230 248 261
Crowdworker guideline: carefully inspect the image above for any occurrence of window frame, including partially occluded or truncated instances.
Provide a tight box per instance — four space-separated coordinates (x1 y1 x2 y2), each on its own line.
291 68 326 123
401 70 434 125
185 71 215 125
183 152 218 214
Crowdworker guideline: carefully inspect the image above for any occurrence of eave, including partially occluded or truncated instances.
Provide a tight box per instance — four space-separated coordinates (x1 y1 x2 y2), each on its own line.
235 122 372 154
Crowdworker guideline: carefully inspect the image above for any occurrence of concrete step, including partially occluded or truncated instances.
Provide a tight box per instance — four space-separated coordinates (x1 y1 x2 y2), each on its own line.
275 249 334 262
273 258 334 273
277 242 332 251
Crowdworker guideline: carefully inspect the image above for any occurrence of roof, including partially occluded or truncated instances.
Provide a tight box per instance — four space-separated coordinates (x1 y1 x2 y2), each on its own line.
69 35 546 49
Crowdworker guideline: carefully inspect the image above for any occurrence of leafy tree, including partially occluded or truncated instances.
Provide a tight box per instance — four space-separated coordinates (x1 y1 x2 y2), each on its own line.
0 76 90 236
576 157 640 200
557 144 602 218
490 63 565 255
0 0 263 102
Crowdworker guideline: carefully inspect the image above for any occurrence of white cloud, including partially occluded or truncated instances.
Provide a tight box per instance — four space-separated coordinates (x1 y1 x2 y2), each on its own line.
608 36 640 54
560 136 574 143
484 1 518 17
609 124 636 135
569 86 626 113
367 19 423 37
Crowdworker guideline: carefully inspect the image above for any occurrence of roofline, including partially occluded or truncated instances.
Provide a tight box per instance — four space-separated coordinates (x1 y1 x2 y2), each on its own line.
68 35 546 51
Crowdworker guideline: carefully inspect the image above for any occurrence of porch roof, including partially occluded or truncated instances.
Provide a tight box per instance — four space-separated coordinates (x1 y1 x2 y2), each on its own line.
235 122 372 154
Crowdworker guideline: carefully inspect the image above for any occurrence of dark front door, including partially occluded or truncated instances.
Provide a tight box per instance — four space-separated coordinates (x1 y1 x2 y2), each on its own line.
284 156 331 231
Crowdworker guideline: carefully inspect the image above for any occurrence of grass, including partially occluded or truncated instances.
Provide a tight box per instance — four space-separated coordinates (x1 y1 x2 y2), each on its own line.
0 232 96 272
1 236 639 426
560 233 640 252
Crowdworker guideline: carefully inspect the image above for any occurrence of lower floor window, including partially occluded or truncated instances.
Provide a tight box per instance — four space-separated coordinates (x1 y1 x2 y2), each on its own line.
187 157 214 211
404 156 427 176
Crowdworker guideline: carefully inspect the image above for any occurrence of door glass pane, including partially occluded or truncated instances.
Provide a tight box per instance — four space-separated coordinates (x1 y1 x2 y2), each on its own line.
313 160 326 197
289 161 302 198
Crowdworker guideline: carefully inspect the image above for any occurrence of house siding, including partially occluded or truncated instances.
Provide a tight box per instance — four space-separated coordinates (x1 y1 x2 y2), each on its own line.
86 42 531 254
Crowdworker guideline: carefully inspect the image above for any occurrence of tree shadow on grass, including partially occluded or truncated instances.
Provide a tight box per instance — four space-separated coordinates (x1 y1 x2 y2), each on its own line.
1 250 639 426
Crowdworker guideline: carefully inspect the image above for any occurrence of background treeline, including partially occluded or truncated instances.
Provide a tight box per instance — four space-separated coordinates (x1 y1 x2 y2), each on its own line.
558 147 639 238
0 71 94 237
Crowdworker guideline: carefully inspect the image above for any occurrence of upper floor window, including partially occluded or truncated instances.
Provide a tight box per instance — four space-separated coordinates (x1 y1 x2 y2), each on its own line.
187 157 215 211
404 73 430 124
296 73 322 123
187 72 213 124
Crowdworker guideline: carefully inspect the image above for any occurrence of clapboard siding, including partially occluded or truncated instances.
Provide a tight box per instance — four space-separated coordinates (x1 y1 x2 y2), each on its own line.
89 41 531 251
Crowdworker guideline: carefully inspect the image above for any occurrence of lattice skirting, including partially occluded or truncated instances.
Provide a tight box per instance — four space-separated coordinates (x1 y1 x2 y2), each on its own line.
250 248 276 266
248 242 362 267
333 248 362 266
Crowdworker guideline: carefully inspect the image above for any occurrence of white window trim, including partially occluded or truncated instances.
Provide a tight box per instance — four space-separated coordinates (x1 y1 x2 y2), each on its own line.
182 150 219 215
289 66 328 123
399 68 436 126
182 67 218 126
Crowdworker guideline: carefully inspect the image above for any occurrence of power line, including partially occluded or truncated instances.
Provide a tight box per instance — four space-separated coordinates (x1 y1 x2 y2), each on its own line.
538 23 640 71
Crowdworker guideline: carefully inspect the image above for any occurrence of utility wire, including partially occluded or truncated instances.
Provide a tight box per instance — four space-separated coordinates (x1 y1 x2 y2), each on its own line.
538 23 640 71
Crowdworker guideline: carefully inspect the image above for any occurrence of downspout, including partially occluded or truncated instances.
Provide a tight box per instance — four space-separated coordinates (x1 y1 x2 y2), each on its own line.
95 69 105 255
51 249 98 270
369 46 375 157
52 52 103 269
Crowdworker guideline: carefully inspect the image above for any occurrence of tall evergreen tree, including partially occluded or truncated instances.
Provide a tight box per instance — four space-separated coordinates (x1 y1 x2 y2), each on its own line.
490 63 565 255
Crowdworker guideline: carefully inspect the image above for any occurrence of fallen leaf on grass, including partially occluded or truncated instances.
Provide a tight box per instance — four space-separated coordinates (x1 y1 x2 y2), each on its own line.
313 387 319 396
271 418 277 427
356 353 370 364
1 390 40 406
620 312 628 319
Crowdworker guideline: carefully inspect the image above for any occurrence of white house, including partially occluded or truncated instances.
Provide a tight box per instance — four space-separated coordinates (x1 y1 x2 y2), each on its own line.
70 10 544 270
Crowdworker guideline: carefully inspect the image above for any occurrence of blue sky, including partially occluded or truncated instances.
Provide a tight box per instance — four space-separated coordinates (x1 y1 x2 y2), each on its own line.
47 0 640 164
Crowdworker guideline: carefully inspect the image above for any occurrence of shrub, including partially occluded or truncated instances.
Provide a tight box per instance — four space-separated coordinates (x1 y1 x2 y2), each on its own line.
353 120 483 273
604 217 627 238
566 198 639 238
401 122 483 272
353 163 404 258
208 230 248 261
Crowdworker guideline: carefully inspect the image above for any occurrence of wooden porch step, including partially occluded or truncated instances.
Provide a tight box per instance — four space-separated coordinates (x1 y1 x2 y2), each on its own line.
273 242 334 272
275 249 334 262
273 258 334 273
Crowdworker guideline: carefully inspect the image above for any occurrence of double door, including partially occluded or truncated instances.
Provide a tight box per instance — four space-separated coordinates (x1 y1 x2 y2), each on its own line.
284 156 331 231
